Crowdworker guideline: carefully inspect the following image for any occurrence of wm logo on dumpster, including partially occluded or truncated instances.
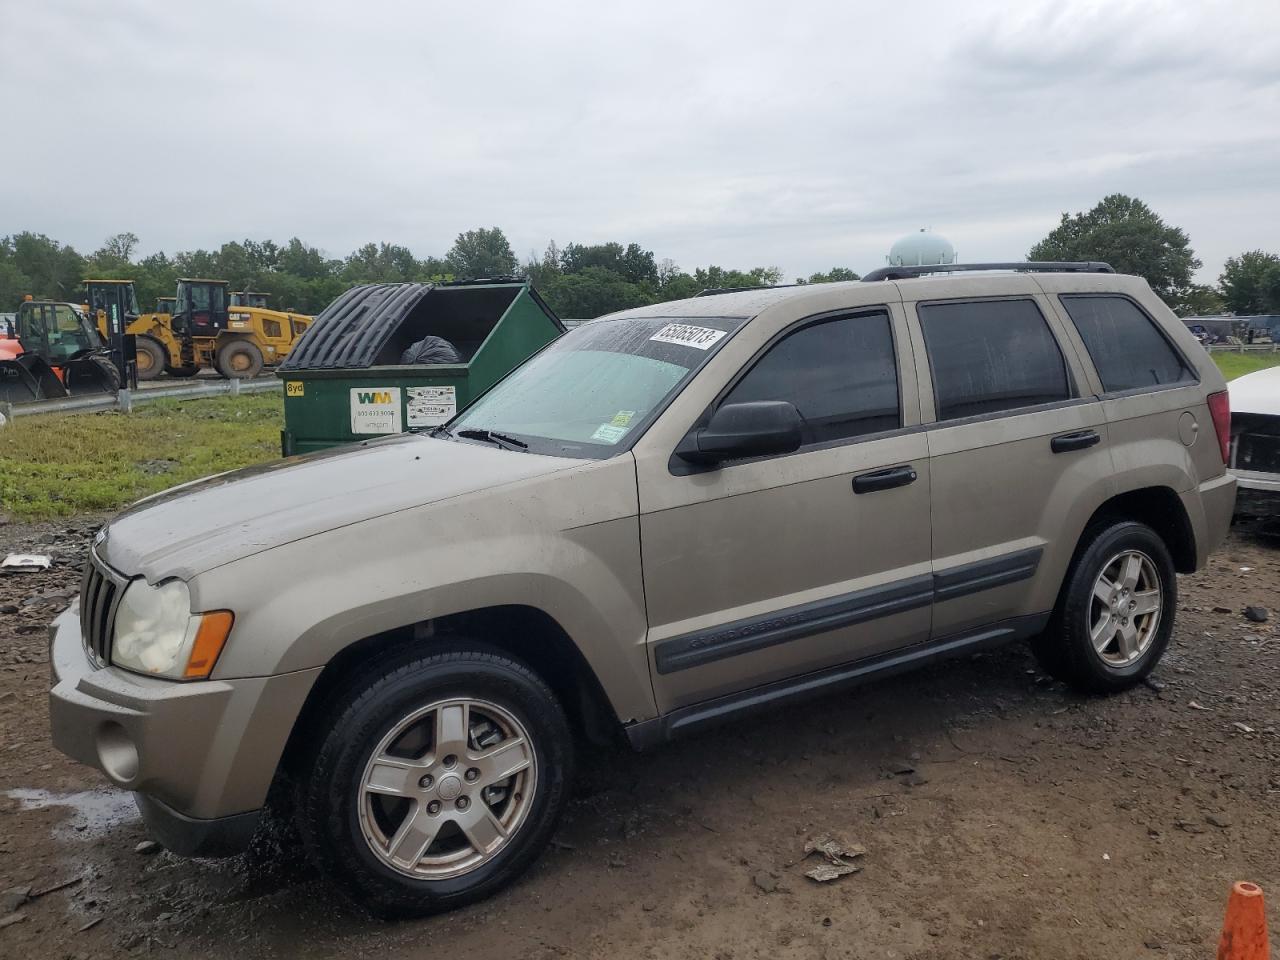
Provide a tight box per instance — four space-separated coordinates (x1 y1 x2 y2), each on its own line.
349 386 402 435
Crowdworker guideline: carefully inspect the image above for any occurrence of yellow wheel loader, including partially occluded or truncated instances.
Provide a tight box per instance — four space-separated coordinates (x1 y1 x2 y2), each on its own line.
83 280 312 380
171 279 312 378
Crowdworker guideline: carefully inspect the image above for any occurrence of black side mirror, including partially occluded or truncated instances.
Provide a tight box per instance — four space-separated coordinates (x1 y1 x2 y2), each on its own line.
678 400 803 466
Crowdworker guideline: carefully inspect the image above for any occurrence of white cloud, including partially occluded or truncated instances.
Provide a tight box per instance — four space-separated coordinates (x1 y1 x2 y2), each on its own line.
2 0 1277 281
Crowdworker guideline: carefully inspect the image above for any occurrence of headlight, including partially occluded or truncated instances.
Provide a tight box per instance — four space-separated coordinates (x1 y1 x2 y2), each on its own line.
111 579 233 680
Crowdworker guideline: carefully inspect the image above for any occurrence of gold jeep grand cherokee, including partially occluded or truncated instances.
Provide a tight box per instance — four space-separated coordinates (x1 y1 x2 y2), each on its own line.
50 262 1235 916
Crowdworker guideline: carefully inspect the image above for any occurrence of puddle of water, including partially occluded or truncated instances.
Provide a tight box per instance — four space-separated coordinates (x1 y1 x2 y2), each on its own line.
8 787 140 840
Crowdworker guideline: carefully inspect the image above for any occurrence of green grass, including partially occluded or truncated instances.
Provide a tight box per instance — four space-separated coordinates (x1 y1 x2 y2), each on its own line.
0 394 284 520
1211 350 1280 381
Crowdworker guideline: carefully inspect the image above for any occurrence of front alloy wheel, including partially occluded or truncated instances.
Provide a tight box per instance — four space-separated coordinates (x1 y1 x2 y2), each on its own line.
359 698 536 879
296 644 573 917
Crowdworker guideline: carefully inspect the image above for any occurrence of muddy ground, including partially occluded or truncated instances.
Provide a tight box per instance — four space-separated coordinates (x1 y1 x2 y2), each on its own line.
1 517 1277 960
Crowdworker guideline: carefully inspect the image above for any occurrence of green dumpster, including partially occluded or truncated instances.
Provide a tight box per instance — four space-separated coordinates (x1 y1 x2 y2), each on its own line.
277 279 564 455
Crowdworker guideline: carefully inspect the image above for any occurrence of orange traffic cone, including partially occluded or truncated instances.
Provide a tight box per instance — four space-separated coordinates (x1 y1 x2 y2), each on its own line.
1218 881 1270 960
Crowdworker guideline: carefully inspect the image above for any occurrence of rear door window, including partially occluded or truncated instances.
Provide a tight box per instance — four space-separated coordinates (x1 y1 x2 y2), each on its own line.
1059 295 1193 393
918 299 1071 421
722 311 900 447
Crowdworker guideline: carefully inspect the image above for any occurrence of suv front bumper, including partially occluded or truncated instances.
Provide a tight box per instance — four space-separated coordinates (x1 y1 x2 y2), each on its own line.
48 605 320 856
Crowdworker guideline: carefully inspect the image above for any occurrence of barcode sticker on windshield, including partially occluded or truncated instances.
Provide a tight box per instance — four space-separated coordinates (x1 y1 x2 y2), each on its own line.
649 323 727 350
591 423 628 444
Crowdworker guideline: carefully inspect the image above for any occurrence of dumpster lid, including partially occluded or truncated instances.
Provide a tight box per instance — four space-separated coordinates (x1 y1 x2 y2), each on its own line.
280 280 561 371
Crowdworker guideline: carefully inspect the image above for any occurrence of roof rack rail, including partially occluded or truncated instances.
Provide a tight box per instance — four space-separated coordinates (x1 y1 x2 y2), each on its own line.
860 261 1114 282
696 285 765 296
696 282 812 297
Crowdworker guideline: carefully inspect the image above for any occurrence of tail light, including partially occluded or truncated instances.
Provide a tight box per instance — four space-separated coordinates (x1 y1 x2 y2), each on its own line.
1207 390 1230 465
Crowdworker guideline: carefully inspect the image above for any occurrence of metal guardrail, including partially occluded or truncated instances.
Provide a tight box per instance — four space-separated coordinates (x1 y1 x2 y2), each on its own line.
1206 343 1280 354
1 377 281 421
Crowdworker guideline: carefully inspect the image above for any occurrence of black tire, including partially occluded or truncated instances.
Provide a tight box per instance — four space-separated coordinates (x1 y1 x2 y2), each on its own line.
216 340 264 379
134 337 166 381
165 364 200 378
63 354 121 395
296 644 574 918
97 355 122 393
1031 521 1177 693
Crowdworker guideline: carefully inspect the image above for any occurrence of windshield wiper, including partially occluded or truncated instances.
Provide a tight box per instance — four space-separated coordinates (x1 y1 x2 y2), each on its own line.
455 428 529 451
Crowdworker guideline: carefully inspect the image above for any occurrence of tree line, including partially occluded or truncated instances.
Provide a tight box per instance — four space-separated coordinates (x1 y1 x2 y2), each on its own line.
3 194 1276 320
1027 194 1279 316
0 227 855 320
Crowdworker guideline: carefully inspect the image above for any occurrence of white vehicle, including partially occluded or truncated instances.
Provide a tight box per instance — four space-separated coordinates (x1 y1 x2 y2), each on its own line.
1228 365 1280 517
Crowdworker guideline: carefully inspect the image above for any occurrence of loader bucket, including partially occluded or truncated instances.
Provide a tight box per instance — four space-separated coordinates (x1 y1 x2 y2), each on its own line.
0 360 42 403
0 355 70 404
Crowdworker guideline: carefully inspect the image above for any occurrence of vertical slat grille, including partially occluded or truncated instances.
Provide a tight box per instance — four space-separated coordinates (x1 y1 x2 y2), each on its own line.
79 551 120 667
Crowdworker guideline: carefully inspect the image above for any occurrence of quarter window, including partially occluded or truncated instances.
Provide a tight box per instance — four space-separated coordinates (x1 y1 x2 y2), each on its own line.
721 311 900 447
918 299 1071 421
1059 295 1193 392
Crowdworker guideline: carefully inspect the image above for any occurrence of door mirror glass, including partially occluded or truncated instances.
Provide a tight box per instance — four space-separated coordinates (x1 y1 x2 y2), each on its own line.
679 400 803 465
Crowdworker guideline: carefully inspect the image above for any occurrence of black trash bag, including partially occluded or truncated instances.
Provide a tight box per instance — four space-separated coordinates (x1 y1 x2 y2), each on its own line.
399 335 462 365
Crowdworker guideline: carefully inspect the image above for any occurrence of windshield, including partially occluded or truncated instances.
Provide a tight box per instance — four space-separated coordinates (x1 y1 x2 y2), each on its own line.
52 305 97 357
189 283 210 311
87 284 139 317
449 316 744 458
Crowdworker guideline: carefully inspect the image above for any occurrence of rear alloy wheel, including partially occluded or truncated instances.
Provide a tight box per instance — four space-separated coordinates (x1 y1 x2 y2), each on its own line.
134 337 166 381
1088 550 1163 667
216 340 263 379
297 645 573 917
1031 520 1176 693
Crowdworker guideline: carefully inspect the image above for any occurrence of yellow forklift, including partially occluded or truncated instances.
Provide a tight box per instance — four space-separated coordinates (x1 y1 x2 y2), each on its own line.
171 278 312 378
84 279 193 379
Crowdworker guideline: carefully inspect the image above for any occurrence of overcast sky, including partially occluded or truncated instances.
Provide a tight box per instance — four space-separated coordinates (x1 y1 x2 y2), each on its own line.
3 0 1277 282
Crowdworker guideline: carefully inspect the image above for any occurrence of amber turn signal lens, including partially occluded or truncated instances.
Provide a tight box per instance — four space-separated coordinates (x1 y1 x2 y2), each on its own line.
183 611 234 679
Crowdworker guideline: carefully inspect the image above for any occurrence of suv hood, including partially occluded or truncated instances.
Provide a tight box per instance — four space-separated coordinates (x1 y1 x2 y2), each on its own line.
99 435 587 581
1229 366 1280 416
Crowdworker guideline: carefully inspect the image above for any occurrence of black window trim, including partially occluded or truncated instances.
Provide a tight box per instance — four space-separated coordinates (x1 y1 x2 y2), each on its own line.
922 395 1096 431
668 305 909 476
913 294 1079 426
1056 292 1200 400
